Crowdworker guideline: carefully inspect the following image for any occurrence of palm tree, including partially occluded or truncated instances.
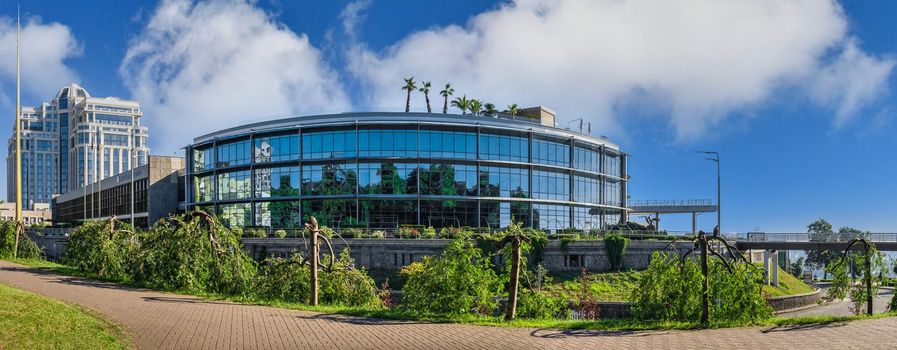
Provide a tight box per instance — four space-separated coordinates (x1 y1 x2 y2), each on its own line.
451 95 470 115
419 81 432 113
505 103 519 116
401 77 417 112
439 83 454 114
484 103 497 117
468 99 483 116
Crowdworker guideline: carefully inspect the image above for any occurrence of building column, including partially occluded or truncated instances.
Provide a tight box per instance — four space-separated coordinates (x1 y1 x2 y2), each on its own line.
691 212 697 235
771 251 780 287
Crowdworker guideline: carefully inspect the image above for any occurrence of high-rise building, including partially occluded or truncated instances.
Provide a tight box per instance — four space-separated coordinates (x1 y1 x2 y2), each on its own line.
6 83 150 208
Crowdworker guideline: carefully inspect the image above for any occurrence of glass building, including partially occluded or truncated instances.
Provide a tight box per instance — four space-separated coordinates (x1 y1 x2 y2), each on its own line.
186 111 628 232
6 83 150 209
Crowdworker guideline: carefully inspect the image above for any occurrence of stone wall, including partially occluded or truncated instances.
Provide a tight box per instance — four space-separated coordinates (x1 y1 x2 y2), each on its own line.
241 238 694 273
767 289 822 313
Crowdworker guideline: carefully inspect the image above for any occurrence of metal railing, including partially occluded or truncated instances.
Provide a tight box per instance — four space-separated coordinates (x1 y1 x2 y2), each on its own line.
741 232 897 243
628 199 713 207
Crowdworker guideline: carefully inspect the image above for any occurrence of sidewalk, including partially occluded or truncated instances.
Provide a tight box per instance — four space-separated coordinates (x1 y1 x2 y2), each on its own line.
1 260 894 349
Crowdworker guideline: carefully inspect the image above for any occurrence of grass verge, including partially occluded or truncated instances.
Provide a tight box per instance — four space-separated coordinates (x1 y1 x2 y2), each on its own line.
0 282 130 349
5 258 894 332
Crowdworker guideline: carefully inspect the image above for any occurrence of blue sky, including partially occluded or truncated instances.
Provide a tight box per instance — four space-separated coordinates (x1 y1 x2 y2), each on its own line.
0 0 895 233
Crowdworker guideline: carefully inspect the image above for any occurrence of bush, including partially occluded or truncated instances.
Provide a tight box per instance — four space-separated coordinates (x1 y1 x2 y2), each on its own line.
62 220 137 281
256 249 380 307
371 230 386 239
0 220 42 260
516 290 570 319
132 212 257 296
422 226 437 239
604 233 629 272
631 252 771 324
274 229 287 239
341 227 365 238
401 239 501 315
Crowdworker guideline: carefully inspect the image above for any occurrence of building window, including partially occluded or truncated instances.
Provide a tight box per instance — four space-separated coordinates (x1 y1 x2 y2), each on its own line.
533 203 570 231
216 139 251 168
254 134 299 163
479 166 528 198
532 170 569 201
603 179 621 206
255 166 299 198
302 130 356 159
302 163 357 196
603 152 621 177
358 199 416 230
574 144 600 173
532 137 569 167
218 203 251 227
419 130 476 159
357 129 417 158
479 132 528 163
217 170 251 200
193 147 214 172
303 199 357 228
481 201 531 229
419 163 477 196
419 200 478 228
573 206 601 232
358 162 417 195
255 201 301 228
573 175 599 203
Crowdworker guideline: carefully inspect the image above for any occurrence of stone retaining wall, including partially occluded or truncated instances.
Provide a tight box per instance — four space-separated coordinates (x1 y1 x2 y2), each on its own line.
767 289 822 313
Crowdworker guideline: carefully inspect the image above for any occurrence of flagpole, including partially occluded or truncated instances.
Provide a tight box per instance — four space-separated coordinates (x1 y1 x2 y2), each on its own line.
13 2 23 258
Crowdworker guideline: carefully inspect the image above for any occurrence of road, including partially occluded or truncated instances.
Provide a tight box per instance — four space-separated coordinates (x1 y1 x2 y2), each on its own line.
780 285 894 317
2 260 896 350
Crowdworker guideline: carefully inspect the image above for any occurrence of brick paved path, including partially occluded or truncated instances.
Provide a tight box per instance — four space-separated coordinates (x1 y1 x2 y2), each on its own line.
1 260 894 350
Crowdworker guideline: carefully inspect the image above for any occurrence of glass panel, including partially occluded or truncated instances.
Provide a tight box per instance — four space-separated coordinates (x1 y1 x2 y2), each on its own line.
255 134 299 163
358 199 417 230
218 203 251 227
532 204 570 231
481 201 531 229
479 133 528 162
193 174 215 202
602 179 621 206
603 151 621 177
358 162 418 195
532 170 569 201
358 129 417 158
216 139 251 168
420 200 478 228
301 163 357 196
573 206 602 231
419 130 476 159
419 163 477 196
532 137 569 167
303 199 358 228
217 170 252 200
573 175 599 203
478 166 528 198
255 166 300 198
574 144 600 172
603 209 623 228
302 130 357 159
193 147 214 172
255 201 302 228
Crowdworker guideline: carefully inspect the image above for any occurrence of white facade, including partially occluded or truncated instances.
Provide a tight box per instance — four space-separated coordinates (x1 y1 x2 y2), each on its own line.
6 83 150 208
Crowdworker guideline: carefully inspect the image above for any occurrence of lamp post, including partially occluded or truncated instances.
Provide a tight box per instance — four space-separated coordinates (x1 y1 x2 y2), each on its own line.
699 151 720 236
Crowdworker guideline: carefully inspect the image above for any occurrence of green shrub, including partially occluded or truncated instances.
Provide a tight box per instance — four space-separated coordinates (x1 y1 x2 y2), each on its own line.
516 290 570 319
256 249 380 307
371 230 386 239
132 212 257 296
341 227 365 238
62 220 137 281
0 220 42 260
604 234 629 272
400 239 501 315
274 229 287 239
422 226 437 239
631 252 771 324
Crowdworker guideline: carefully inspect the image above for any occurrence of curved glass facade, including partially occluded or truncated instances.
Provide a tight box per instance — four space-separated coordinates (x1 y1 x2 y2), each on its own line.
186 113 628 232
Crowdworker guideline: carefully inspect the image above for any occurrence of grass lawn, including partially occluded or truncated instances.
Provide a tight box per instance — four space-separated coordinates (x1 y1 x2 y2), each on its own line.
543 271 640 302
0 282 129 349
763 267 817 297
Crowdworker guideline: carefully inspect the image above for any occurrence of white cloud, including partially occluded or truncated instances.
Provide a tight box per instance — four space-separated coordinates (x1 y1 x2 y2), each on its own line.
120 0 351 153
0 17 80 101
346 0 895 140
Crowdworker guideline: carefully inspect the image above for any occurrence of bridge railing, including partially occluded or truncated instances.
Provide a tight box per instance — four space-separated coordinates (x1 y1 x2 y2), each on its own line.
628 199 713 208
742 232 897 243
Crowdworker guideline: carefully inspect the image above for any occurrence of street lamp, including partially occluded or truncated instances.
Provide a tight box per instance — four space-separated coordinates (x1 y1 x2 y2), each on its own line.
698 151 720 236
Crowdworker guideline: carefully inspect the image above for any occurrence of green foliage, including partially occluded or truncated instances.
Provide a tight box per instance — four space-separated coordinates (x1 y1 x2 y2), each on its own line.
603 234 629 272
0 221 41 260
400 239 502 315
274 229 287 238
62 220 137 281
631 252 771 324
422 226 437 239
132 213 257 296
825 244 886 315
789 256 805 278
256 250 380 307
804 219 837 278
516 290 570 319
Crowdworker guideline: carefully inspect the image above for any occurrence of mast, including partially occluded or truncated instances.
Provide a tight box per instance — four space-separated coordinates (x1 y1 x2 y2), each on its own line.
14 2 23 257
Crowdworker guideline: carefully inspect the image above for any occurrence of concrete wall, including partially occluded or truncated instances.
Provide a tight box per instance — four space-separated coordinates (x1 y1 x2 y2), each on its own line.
242 238 694 273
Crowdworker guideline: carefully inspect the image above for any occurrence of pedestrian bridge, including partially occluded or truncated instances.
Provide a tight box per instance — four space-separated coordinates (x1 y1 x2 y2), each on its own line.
733 232 897 252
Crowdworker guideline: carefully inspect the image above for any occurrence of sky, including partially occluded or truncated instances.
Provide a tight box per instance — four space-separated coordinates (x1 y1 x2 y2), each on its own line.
0 0 894 233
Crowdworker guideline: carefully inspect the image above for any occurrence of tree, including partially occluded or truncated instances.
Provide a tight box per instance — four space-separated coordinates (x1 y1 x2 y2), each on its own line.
439 83 454 114
401 77 417 112
505 103 519 116
468 99 483 116
790 256 805 277
451 95 470 115
419 81 432 113
804 219 837 279
495 222 531 320
483 103 497 117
